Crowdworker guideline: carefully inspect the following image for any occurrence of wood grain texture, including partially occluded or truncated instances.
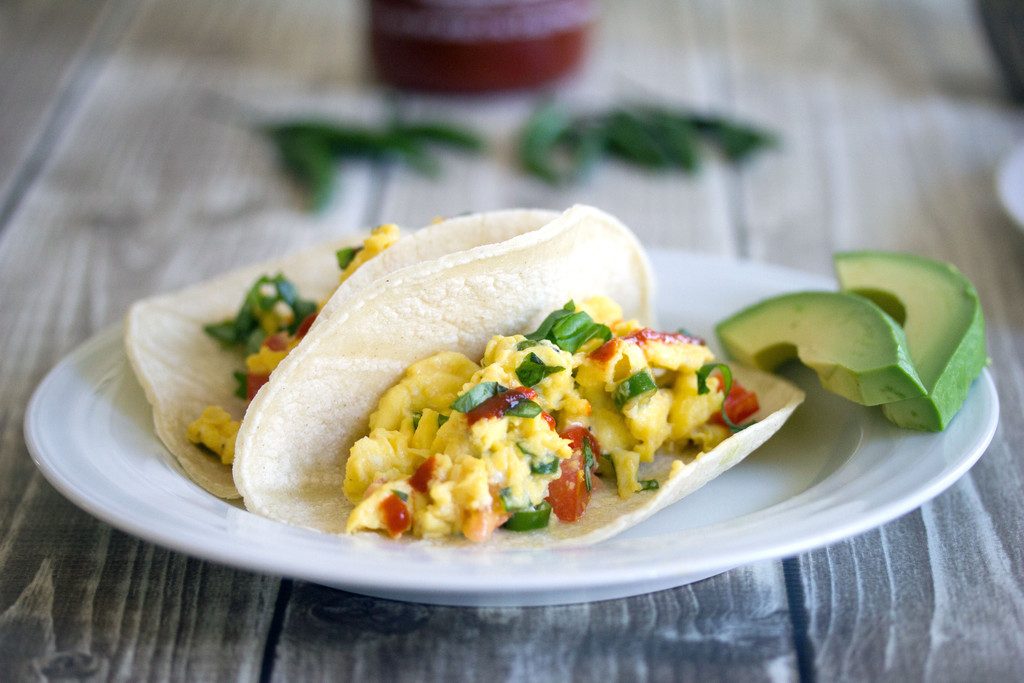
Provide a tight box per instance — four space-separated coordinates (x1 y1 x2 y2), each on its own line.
270 563 795 683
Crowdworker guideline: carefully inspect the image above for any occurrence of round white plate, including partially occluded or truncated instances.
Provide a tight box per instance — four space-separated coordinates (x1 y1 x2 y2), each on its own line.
998 142 1024 232
25 250 998 606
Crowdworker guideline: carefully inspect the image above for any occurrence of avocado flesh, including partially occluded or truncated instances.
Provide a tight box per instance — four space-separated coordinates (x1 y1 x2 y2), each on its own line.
716 291 926 406
835 251 987 431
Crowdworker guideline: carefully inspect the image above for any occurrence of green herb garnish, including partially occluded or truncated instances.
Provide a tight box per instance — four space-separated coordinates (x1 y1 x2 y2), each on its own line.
696 362 751 432
516 353 564 387
438 414 450 427
614 370 658 408
506 399 542 419
411 411 422 430
233 371 248 400
518 103 775 185
451 382 507 413
502 501 552 532
392 490 409 502
524 301 611 354
203 273 316 349
266 119 484 212
336 246 363 270
530 457 560 475
582 439 595 492
639 479 660 491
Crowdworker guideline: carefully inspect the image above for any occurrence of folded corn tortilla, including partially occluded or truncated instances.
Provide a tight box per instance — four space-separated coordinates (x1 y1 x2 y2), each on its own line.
125 208 565 498
233 204 803 545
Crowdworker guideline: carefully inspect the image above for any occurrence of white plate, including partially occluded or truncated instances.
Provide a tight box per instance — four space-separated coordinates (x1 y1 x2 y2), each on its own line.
25 250 998 606
998 142 1024 232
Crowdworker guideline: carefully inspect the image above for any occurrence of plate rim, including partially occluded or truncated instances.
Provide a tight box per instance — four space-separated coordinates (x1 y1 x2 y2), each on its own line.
24 250 1000 599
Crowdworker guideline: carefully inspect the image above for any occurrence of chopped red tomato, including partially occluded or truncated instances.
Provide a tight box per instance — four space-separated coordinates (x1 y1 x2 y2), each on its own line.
546 426 602 523
296 311 318 339
712 380 759 426
262 332 290 352
379 492 411 538
246 372 270 401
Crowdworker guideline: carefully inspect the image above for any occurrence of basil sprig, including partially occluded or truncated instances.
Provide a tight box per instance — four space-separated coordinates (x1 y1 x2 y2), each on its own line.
502 501 552 532
233 371 248 400
614 370 658 408
506 399 542 419
450 382 507 413
519 102 775 185
267 119 484 212
204 273 316 353
582 439 595 492
336 246 363 270
525 301 612 354
696 362 751 432
516 353 564 387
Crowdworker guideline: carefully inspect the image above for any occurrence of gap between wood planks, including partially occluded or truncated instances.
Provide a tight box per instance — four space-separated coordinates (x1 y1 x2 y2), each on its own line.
0 0 138 245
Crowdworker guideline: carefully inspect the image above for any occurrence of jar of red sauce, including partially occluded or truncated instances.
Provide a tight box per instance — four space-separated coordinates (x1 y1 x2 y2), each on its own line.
370 0 595 93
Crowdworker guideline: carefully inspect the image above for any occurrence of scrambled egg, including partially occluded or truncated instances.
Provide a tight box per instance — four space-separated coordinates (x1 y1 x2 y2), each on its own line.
187 224 402 463
344 296 732 541
186 406 239 464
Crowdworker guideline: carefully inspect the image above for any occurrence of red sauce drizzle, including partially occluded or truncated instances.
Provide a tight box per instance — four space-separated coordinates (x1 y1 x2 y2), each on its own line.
541 412 557 431
380 493 411 538
588 337 620 363
466 386 539 426
409 455 437 494
262 333 290 352
623 327 705 346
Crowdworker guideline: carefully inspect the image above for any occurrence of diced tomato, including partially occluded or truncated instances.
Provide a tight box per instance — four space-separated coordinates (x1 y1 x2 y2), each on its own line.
712 380 759 426
546 426 602 523
246 372 270 401
262 332 290 352
296 311 318 339
379 493 411 538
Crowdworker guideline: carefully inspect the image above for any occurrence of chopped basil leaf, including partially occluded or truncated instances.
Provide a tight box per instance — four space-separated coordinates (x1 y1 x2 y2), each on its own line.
233 371 248 399
204 273 314 347
600 454 616 478
530 457 560 475
516 339 542 351
437 413 450 427
411 411 422 430
697 362 750 432
524 301 611 353
245 328 267 355
582 439 595 492
289 298 318 334
614 370 658 408
498 486 521 512
516 443 536 457
204 321 240 347
524 301 575 341
392 489 409 502
639 479 660 491
502 501 552 531
506 399 542 418
336 246 363 270
516 352 564 387
451 382 507 413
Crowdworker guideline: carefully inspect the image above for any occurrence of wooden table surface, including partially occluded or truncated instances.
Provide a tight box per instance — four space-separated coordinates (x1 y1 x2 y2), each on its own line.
2 1 1023 680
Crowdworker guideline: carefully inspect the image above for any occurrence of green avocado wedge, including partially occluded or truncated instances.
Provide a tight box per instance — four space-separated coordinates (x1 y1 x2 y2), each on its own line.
716 291 926 406
834 251 987 431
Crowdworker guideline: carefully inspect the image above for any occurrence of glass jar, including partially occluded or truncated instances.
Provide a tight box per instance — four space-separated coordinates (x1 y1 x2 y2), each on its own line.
370 0 595 93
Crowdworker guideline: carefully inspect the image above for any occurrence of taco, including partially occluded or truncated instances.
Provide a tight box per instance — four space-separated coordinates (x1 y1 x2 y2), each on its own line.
234 205 804 545
125 209 562 498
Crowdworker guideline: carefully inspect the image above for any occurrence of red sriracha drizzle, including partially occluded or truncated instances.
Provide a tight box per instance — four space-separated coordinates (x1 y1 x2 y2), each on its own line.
409 455 437 493
546 426 602 523
466 387 538 426
589 327 705 362
379 492 411 538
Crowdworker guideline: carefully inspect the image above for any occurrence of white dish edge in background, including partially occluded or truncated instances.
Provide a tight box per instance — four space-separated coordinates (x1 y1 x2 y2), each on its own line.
25 250 999 606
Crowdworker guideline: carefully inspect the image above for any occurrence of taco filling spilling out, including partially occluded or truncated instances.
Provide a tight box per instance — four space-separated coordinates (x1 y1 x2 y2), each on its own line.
186 224 400 464
344 296 759 542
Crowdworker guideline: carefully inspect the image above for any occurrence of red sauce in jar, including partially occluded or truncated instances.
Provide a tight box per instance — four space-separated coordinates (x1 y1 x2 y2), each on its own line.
380 492 412 537
409 455 437 494
370 0 594 92
466 386 539 426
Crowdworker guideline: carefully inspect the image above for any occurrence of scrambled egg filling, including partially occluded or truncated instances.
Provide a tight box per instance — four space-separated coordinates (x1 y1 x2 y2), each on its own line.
344 296 733 540
188 224 401 463
186 406 240 465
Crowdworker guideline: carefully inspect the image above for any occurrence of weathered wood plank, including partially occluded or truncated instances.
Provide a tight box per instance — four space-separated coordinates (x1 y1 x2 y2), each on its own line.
728 1 1024 678
0 0 382 679
270 562 795 683
0 0 117 208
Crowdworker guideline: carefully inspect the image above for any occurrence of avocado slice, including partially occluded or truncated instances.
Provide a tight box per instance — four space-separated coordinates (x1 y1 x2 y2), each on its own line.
835 251 987 431
716 291 926 405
